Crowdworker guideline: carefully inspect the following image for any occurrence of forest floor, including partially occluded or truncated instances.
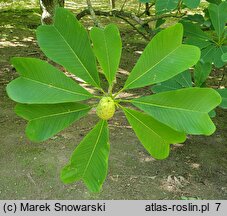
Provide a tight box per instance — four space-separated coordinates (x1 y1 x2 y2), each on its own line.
0 2 227 200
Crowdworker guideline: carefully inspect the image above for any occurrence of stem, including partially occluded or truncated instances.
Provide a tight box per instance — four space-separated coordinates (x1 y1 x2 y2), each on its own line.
177 0 183 14
137 2 141 15
93 95 102 99
115 99 132 103
120 0 127 11
113 87 125 98
108 84 113 96
86 0 102 27
94 86 105 94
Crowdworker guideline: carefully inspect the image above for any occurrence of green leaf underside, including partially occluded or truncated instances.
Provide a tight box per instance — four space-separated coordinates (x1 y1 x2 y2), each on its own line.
213 46 227 68
36 8 100 88
15 103 90 142
6 58 91 104
90 24 122 86
201 45 227 68
182 21 211 40
132 88 221 135
151 70 192 93
185 37 211 49
216 89 227 109
123 108 186 159
194 62 212 87
183 0 200 9
208 2 227 41
124 24 200 90
155 0 179 14
61 120 109 192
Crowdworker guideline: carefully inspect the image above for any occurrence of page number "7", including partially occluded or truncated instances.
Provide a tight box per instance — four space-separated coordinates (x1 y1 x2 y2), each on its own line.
215 203 221 211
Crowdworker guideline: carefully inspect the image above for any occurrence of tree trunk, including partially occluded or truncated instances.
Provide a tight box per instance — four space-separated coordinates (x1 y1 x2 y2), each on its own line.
40 0 65 24
110 0 116 9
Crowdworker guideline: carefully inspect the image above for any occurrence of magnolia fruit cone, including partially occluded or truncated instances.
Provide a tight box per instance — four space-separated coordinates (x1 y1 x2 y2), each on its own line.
96 97 115 120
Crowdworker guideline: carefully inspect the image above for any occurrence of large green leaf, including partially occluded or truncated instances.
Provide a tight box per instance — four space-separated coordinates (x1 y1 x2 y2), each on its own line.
216 88 227 109
181 21 212 41
90 24 122 86
6 58 92 104
185 37 212 49
36 8 100 88
208 2 227 41
123 24 200 90
152 70 192 93
123 108 186 159
213 46 227 68
132 88 221 135
183 0 200 9
15 103 90 142
155 0 179 14
194 61 212 87
61 120 109 192
206 0 222 5
222 52 227 62
201 45 227 67
201 44 216 64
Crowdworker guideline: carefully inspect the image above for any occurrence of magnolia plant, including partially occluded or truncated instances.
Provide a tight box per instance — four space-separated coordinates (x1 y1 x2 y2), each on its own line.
6 8 222 192
181 2 227 109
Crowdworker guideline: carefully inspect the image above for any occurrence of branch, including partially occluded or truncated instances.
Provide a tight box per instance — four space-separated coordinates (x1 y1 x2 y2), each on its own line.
143 12 186 24
77 9 151 40
76 9 187 40
86 0 101 27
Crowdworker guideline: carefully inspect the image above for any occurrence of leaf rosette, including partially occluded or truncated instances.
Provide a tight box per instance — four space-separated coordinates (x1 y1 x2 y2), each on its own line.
6 8 222 192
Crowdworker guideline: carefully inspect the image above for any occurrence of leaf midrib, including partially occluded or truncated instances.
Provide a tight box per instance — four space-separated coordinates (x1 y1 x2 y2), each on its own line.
178 72 191 87
132 100 209 113
124 44 182 89
21 77 90 97
125 109 167 144
82 120 105 178
29 107 90 121
103 30 112 83
52 26 99 87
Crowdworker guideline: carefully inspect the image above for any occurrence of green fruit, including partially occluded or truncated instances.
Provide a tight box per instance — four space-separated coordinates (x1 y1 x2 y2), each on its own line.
96 97 115 120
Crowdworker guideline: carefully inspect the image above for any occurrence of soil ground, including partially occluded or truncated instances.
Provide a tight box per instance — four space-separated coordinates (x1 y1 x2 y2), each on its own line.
0 1 227 200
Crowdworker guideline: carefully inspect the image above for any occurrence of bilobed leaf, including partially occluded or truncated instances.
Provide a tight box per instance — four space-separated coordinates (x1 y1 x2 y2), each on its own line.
152 70 192 93
155 0 179 14
123 108 186 159
124 24 200 90
208 2 227 41
183 0 200 9
61 120 109 192
216 89 227 109
36 8 100 88
132 88 221 135
90 24 122 86
15 103 90 142
194 61 212 87
6 58 92 104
